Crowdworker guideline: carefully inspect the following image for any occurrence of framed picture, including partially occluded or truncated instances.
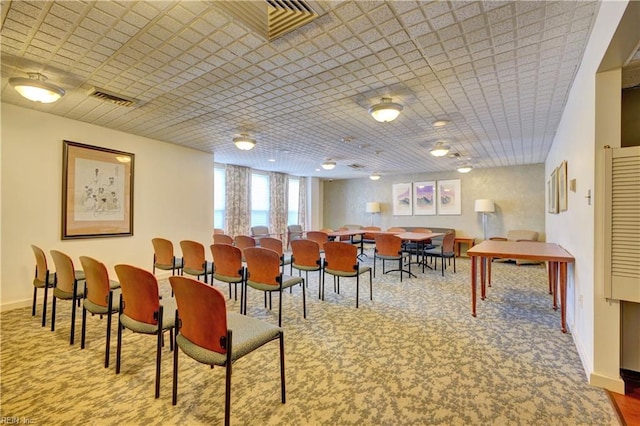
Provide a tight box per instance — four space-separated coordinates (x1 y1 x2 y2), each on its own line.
548 168 558 214
413 181 436 215
437 179 461 215
392 182 412 215
62 140 134 239
558 160 568 212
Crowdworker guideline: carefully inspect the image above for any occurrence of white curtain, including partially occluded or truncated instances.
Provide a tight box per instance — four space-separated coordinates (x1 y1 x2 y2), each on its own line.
225 165 251 237
298 176 307 230
269 171 288 241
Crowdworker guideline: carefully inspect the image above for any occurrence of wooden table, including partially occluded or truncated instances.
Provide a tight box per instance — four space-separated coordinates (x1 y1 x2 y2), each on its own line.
454 237 475 257
467 240 575 333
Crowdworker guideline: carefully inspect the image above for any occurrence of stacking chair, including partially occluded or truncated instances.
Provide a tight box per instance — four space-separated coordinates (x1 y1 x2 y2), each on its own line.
423 231 456 276
305 231 329 251
260 237 292 274
322 241 372 308
290 239 324 299
360 226 381 257
234 235 257 258
286 224 304 249
213 233 234 245
250 226 270 245
213 228 225 235
386 227 406 232
50 250 86 344
374 234 411 282
31 245 56 327
152 238 183 276
210 243 245 302
243 247 305 327
180 240 213 284
402 228 434 262
169 276 285 426
114 264 176 399
79 256 121 368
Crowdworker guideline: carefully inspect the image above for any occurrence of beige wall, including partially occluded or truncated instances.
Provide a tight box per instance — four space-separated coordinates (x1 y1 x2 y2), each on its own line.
1 104 215 309
322 164 545 242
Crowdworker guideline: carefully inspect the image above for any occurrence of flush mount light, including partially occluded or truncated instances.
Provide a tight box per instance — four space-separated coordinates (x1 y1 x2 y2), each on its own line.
457 164 473 173
233 134 256 150
429 141 451 157
9 72 65 103
321 160 336 170
369 97 403 122
369 173 381 181
432 119 450 127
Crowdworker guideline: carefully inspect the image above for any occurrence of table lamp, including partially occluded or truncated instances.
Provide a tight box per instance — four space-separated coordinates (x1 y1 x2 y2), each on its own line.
474 199 495 240
366 202 380 225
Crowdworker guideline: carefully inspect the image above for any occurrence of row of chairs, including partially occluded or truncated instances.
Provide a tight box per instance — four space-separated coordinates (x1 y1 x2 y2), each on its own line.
30 245 284 425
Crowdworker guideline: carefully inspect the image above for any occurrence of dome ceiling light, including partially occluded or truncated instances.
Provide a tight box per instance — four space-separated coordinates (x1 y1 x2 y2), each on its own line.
233 134 256 150
369 173 381 180
321 160 336 170
369 97 403 122
457 164 473 173
9 72 65 103
429 141 451 157
432 119 450 127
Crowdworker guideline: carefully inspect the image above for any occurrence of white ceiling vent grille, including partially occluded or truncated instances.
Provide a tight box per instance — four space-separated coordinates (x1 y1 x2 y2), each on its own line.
216 0 318 41
89 88 137 107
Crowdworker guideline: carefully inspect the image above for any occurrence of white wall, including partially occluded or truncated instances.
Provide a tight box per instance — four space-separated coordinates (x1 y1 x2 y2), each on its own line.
545 0 629 392
1 104 215 310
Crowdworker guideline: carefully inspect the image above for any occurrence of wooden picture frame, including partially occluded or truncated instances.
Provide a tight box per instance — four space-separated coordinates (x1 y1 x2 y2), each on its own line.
413 181 436 215
548 167 559 214
392 182 412 216
558 160 568 212
62 140 134 239
437 179 461 215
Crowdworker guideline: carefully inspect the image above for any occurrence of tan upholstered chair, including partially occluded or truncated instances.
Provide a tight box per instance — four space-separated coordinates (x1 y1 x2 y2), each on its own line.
322 241 372 308
286 224 304 249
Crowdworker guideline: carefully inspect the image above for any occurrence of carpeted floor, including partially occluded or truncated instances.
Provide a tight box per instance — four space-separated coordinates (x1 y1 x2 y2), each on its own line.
0 255 619 425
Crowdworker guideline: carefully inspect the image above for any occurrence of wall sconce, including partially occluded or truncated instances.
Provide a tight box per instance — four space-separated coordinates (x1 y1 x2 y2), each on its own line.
474 199 495 240
366 202 381 225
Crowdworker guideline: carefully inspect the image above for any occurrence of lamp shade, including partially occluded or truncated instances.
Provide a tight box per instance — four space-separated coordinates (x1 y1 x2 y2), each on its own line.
369 97 403 122
474 199 495 213
366 202 380 213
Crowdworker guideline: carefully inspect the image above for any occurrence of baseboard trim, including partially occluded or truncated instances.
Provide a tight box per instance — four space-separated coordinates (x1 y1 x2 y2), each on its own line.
590 372 626 394
0 298 33 313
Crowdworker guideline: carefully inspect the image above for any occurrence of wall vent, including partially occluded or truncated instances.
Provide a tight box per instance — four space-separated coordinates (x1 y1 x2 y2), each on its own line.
88 88 137 107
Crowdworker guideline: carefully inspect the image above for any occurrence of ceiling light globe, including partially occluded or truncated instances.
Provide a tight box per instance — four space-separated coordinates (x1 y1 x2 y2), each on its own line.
432 119 450 127
321 161 336 170
369 173 381 180
369 97 403 122
457 164 473 173
9 74 65 103
429 142 451 157
233 135 256 150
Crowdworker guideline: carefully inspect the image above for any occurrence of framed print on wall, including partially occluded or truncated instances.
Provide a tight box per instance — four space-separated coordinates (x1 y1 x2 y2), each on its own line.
62 140 134 239
413 181 436 215
558 160 568 212
548 167 558 214
437 179 461 215
392 182 413 215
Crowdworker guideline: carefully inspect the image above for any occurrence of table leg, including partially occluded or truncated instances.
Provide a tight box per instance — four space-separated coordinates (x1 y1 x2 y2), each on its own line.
549 262 558 311
560 262 568 333
547 261 553 295
471 255 477 317
480 256 486 300
487 257 492 287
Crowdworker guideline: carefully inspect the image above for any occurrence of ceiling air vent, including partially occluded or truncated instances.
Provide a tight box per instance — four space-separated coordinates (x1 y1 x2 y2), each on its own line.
88 88 137 107
348 164 365 169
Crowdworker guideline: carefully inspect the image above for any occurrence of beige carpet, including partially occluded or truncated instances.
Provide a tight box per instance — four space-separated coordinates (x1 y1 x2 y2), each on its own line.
0 255 618 425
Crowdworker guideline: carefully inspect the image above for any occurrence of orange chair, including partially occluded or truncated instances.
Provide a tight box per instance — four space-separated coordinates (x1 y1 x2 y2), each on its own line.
322 241 372 308
79 256 121 368
306 231 329 251
152 238 183 276
180 240 213 283
234 235 257 259
423 231 456 276
31 245 56 327
374 234 412 282
169 276 285 425
114 264 175 399
213 228 225 235
50 250 86 344
260 237 292 274
386 227 406 232
243 247 305 327
290 239 324 299
213 234 234 245
210 243 245 302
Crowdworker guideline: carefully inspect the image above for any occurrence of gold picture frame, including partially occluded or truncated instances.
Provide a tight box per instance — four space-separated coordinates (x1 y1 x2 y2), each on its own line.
558 160 568 212
62 140 134 239
548 167 558 214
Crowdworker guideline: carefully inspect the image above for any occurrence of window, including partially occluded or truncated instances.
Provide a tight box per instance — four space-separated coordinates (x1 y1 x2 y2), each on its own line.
251 173 269 226
213 167 225 229
288 178 299 225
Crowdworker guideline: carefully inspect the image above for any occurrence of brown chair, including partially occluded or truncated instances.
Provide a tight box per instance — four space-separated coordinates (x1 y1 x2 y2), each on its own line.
386 227 406 232
50 250 86 345
213 234 234 245
114 264 175 399
286 224 304 249
210 243 245 302
260 237 292 274
423 231 456 276
180 240 213 283
290 239 324 299
403 228 434 255
213 228 225 235
79 256 121 368
31 245 56 327
152 238 183 276
322 241 372 308
234 235 257 254
374 234 412 282
306 231 329 251
319 228 333 233
243 247 305 327
169 276 285 426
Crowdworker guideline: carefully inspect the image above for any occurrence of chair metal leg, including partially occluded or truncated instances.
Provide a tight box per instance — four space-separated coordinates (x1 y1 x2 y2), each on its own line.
51 296 57 331
302 279 306 319
369 269 373 301
356 273 359 308
225 331 233 426
42 282 49 327
172 310 179 405
116 295 124 374
81 304 87 349
70 281 78 345
279 331 286 403
105 293 113 368
155 306 163 399
32 287 37 316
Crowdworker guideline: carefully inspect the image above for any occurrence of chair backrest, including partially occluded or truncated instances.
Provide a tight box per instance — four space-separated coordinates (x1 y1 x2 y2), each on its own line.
413 228 432 233
50 250 76 293
244 247 281 287
386 227 406 232
31 244 49 283
234 235 256 251
213 234 234 245
323 241 358 273
337 226 351 241
375 234 403 256
362 226 381 240
506 230 539 241
114 264 160 325
170 276 228 354
442 231 455 253
306 231 329 247
260 237 284 256
213 228 225 235
319 228 333 233
250 226 270 237
210 244 243 279
180 240 206 271
489 237 508 241
152 238 175 265
290 239 322 268
80 256 111 308
287 224 303 235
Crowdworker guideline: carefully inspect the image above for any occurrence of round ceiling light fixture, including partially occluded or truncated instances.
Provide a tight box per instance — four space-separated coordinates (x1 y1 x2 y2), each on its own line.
233 134 256 150
429 141 451 157
457 164 473 173
369 97 403 123
321 160 336 170
432 119 450 127
9 72 65 103
369 173 381 181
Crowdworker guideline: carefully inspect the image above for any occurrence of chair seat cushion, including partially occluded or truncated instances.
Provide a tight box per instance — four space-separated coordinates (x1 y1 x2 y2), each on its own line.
120 297 176 334
53 286 84 299
247 275 303 291
84 288 121 314
213 273 243 284
325 265 371 277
